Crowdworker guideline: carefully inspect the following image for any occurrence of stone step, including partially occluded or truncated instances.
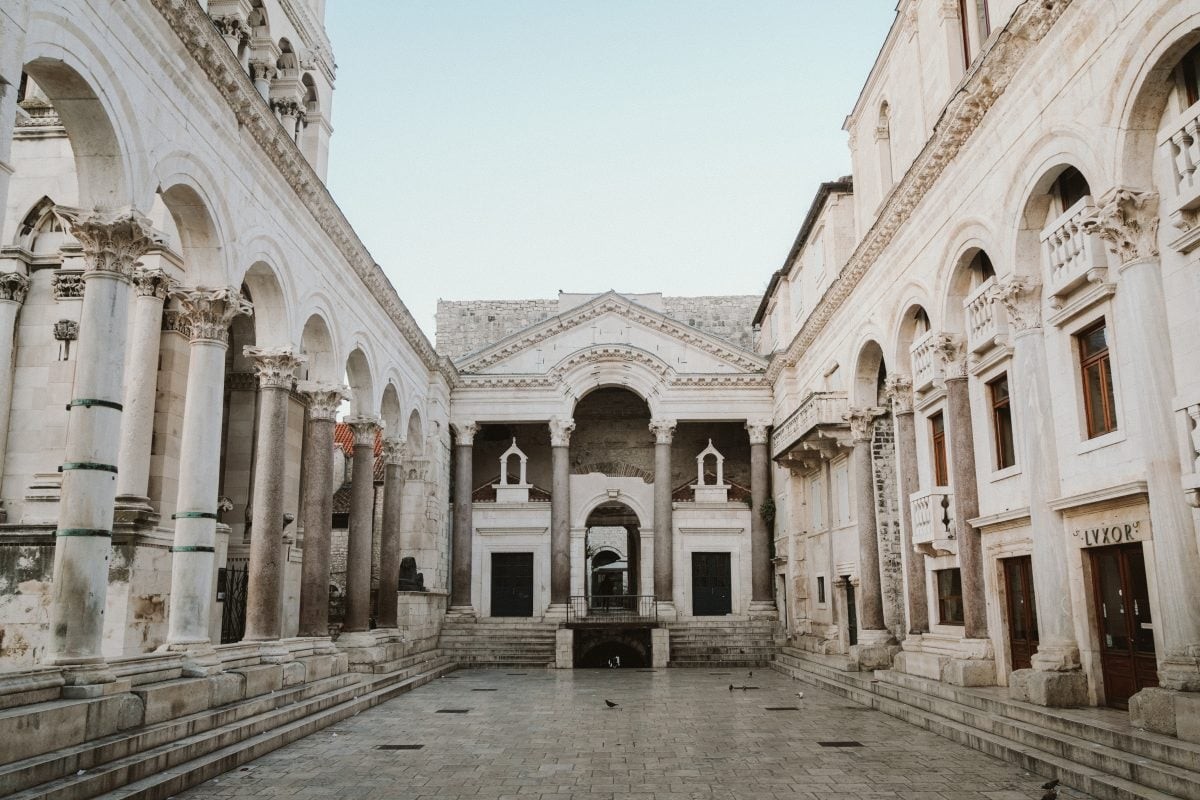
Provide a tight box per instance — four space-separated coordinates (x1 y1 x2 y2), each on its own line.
670 660 770 668
771 655 1195 800
359 652 454 676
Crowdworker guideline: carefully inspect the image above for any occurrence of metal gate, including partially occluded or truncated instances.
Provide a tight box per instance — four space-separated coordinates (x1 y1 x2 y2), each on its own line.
219 563 248 644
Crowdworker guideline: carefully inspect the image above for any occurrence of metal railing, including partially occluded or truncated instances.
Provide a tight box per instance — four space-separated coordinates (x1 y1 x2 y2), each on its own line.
567 595 658 623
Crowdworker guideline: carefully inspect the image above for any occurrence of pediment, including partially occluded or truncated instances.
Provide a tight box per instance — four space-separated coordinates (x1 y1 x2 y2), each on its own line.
457 292 766 376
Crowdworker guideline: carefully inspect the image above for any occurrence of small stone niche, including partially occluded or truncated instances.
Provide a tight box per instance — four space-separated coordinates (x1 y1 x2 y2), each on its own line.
692 439 729 503
493 438 531 503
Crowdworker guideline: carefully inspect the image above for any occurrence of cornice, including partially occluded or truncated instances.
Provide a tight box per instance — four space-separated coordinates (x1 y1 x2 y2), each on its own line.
459 292 767 374
150 0 452 383
767 0 1072 382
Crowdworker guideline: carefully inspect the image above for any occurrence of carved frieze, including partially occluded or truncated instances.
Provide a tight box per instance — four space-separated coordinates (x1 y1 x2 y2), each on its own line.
51 271 83 301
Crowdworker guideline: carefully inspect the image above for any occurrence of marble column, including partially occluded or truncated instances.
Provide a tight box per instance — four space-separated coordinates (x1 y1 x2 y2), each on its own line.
746 420 773 605
0 273 29 496
296 382 348 638
44 207 161 681
377 435 407 629
992 277 1088 705
163 288 252 656
649 418 676 605
886 375 929 634
937 340 988 640
343 415 381 633
450 422 478 610
242 347 306 643
1084 189 1200 693
115 269 174 516
846 408 892 658
549 416 575 608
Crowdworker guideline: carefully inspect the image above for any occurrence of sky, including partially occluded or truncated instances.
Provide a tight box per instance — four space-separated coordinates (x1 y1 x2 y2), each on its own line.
325 1 897 338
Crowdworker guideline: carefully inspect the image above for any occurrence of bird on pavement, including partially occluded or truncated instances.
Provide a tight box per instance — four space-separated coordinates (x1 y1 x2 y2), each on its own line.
604 699 618 708
796 692 804 699
748 670 753 677
1042 780 1060 790
729 684 734 691
1040 790 1057 800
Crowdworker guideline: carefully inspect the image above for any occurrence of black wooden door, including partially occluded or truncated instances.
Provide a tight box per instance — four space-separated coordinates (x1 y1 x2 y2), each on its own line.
843 576 858 646
691 552 732 616
491 553 534 617
1003 556 1039 672
1090 544 1157 707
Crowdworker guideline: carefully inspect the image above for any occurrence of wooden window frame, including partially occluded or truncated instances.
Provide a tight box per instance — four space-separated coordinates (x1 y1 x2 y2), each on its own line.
936 568 965 626
988 373 1016 470
931 412 949 486
1078 319 1118 439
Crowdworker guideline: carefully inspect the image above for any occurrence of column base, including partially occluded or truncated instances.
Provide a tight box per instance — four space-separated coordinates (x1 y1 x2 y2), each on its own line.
544 603 568 623
159 641 224 676
850 629 898 670
335 628 404 667
54 662 122 697
747 600 779 619
113 494 160 528
1157 655 1200 692
1008 668 1088 707
654 601 678 622
554 629 573 669
892 634 996 686
1130 687 1200 743
445 605 477 621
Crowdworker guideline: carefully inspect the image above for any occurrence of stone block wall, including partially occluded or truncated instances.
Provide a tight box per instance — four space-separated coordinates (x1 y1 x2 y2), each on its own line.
662 295 759 353
871 416 905 639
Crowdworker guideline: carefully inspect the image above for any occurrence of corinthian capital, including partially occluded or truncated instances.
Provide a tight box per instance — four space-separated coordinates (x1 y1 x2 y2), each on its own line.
649 418 677 445
172 285 253 344
382 436 408 466
549 416 576 447
52 206 163 278
244 346 306 390
297 381 348 421
346 415 382 446
845 407 886 444
989 276 1042 332
454 421 479 446
745 419 771 445
0 272 30 304
930 333 966 379
1080 187 1160 266
133 268 175 300
884 375 914 414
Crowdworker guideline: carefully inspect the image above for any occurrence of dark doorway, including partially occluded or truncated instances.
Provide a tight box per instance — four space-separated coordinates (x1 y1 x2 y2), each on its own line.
843 576 858 646
1090 543 1157 707
574 627 651 668
692 552 732 616
491 552 534 617
1003 555 1039 672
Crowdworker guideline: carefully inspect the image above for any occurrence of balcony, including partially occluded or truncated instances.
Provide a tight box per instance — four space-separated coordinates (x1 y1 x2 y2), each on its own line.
910 331 945 393
770 390 849 461
910 488 956 557
1163 101 1200 250
963 277 1007 354
1041 196 1109 307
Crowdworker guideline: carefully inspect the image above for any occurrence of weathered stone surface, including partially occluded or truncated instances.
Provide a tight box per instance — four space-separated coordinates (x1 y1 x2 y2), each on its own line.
133 677 212 725
1009 668 1088 708
208 672 245 708
230 663 283 697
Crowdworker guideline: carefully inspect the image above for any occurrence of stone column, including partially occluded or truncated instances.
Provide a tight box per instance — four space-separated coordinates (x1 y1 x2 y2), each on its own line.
990 278 1088 705
296 382 348 638
649 418 676 606
549 416 575 609
115 269 174 516
846 407 894 667
377 435 407 630
1084 189 1200 694
450 422 478 611
937 340 988 640
242 347 306 643
164 288 252 655
44 208 160 682
343 415 381 633
746 420 773 606
886 376 929 634
0 273 29 495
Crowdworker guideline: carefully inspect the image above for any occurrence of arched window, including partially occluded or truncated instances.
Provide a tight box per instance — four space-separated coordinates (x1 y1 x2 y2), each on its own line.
967 250 995 288
876 101 893 192
1049 166 1091 217
913 307 931 334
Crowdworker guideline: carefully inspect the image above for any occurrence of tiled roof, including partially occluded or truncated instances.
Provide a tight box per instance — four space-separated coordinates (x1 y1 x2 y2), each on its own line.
333 422 385 481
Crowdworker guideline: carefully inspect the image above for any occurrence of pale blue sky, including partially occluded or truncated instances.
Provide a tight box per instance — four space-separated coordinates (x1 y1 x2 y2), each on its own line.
326 2 897 337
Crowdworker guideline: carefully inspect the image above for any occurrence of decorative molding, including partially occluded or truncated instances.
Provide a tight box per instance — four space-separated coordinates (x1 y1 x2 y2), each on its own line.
989 276 1041 332
173 286 253 345
345 415 382 447
549 416 576 448
1048 481 1148 513
296 381 348 421
133 268 175 300
243 346 306 390
1080 187 1160 266
649 418 677 445
767 0 1073 382
51 206 162 278
885 374 914 414
0 272 30 304
50 271 83 300
148 0 446 379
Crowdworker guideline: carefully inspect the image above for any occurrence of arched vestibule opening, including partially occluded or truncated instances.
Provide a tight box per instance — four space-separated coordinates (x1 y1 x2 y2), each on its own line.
584 501 641 609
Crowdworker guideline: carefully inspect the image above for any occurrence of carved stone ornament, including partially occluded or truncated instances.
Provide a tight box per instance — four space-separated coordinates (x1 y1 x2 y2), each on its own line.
172 286 253 344
243 346 307 390
745 420 771 446
345 415 382 447
51 271 83 300
382 436 408 466
249 59 277 84
845 407 886 444
884 374 914 414
161 309 191 337
549 416 576 448
51 206 163 278
52 319 78 341
931 333 966 379
455 422 479 446
210 13 251 47
649 418 677 445
989 276 1042 332
133 268 175 300
297 381 348 422
1079 187 1160 266
0 272 30 304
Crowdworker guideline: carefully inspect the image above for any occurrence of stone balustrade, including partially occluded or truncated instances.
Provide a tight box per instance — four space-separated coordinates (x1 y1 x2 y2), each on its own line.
909 331 944 393
910 487 956 556
770 390 849 459
1165 102 1200 204
963 277 1007 354
1040 196 1108 307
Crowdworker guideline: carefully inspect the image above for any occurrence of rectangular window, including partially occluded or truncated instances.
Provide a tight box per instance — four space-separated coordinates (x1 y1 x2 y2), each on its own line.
817 576 826 605
958 0 972 69
1078 320 1117 439
989 374 1016 469
936 568 965 625
931 412 949 486
809 473 825 531
831 459 851 526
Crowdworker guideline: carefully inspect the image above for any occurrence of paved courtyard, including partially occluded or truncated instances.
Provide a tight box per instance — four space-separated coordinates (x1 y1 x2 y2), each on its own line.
177 668 1093 800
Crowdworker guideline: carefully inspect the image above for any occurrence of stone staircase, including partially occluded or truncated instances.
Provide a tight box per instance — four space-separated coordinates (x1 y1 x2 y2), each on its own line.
667 619 779 667
438 617 558 667
773 646 1200 800
0 648 454 800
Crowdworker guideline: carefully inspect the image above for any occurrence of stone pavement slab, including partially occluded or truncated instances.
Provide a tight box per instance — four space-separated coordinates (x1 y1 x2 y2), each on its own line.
175 668 1094 800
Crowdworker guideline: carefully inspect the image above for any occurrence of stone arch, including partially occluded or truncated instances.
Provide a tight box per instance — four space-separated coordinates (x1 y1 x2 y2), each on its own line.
558 346 667 418
380 382 403 436
157 182 224 284
345 347 375 416
299 313 338 383
852 339 888 407
890 290 935 371
12 196 68 253
1011 157 1101 288
574 490 650 531
406 408 425 455
938 227 1000 335
239 260 291 347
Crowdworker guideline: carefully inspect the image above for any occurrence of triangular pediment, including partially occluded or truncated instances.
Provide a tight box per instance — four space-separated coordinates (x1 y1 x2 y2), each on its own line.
457 291 767 376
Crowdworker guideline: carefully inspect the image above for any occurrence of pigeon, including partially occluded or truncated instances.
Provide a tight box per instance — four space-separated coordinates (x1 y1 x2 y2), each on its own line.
729 684 734 691
1040 790 1057 800
748 670 753 677
605 699 618 708
1042 780 1060 790
796 691 804 699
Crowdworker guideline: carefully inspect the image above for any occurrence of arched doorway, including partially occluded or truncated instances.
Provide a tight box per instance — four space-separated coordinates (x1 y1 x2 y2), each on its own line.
584 501 641 614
